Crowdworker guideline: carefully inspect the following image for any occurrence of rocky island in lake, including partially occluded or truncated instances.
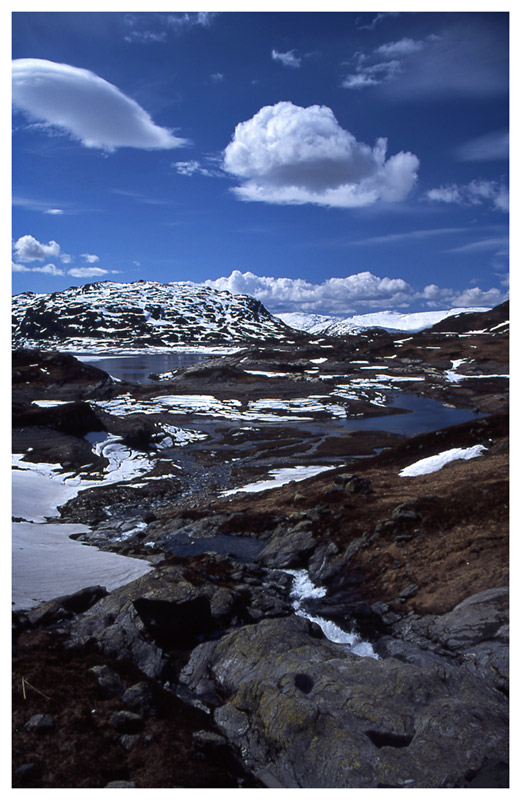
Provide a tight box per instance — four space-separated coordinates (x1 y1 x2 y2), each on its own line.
12 282 509 788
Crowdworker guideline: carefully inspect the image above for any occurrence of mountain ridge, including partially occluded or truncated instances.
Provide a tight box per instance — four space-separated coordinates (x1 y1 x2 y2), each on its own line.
277 306 491 336
12 279 303 352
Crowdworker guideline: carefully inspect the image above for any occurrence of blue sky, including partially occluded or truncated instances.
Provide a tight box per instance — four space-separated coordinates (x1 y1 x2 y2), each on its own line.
11 6 509 317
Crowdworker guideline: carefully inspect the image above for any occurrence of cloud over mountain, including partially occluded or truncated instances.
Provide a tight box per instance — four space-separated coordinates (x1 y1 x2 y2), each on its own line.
202 269 507 316
222 102 419 207
12 58 187 151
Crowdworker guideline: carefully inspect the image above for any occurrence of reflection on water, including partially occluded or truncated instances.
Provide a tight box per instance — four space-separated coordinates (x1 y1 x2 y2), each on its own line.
76 352 214 383
80 354 484 436
337 393 483 436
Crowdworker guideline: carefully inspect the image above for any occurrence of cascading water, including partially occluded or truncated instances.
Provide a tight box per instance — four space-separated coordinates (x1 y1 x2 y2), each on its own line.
285 569 378 659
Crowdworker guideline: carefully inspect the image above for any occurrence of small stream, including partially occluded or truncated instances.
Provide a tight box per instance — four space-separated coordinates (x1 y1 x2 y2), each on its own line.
285 569 378 659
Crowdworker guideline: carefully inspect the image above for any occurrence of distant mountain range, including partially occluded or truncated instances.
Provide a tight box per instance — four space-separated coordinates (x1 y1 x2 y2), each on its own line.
277 307 490 336
12 280 302 352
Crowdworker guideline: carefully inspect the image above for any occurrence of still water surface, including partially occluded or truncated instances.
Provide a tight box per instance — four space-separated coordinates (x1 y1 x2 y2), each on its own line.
81 352 483 436
76 351 213 383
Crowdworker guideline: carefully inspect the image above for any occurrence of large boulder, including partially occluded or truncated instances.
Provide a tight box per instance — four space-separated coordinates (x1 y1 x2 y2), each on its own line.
179 615 508 788
67 557 293 678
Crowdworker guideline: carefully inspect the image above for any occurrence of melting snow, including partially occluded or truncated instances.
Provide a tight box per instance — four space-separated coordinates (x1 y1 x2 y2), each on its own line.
399 445 487 477
13 433 154 523
13 521 153 610
221 465 335 497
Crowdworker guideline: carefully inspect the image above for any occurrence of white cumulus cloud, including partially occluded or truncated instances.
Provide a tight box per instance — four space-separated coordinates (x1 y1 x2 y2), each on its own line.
81 253 100 263
222 102 419 208
199 269 507 316
12 58 188 152
420 284 506 308
202 269 413 315
13 234 61 262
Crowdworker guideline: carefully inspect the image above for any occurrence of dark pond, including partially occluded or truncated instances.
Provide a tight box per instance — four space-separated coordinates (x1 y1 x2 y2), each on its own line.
75 351 218 383
163 533 266 563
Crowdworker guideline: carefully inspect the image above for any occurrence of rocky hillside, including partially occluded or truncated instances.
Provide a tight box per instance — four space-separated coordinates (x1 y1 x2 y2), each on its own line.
12 280 303 351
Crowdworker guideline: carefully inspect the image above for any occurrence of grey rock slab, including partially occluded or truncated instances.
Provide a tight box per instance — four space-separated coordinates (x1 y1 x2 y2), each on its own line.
180 615 508 788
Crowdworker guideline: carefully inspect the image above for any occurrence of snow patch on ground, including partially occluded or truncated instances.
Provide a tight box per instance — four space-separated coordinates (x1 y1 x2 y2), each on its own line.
221 465 335 497
13 433 155 523
12 521 153 610
399 445 487 477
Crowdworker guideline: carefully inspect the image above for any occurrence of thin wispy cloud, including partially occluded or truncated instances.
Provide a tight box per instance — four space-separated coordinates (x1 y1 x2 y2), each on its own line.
124 12 217 42
425 179 509 212
173 160 222 178
455 130 509 162
375 38 424 58
356 12 400 31
350 227 474 246
112 189 172 205
223 101 419 208
166 12 217 31
343 22 508 99
12 58 188 151
13 196 68 215
445 237 509 254
271 49 302 69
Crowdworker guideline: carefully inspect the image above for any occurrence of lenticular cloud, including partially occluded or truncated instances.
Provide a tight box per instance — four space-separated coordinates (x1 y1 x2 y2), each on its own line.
12 58 187 151
223 101 419 207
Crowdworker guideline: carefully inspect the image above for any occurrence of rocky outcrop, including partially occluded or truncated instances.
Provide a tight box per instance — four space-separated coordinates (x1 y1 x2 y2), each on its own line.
179 614 508 788
380 586 509 693
67 556 293 679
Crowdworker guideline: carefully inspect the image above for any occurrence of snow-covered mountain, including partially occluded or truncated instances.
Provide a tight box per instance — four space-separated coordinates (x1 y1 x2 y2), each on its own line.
12 280 302 352
278 307 490 336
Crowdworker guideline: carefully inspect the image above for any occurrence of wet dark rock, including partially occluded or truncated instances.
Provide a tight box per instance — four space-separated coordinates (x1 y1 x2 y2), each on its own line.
336 474 374 494
12 349 116 402
399 583 419 599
